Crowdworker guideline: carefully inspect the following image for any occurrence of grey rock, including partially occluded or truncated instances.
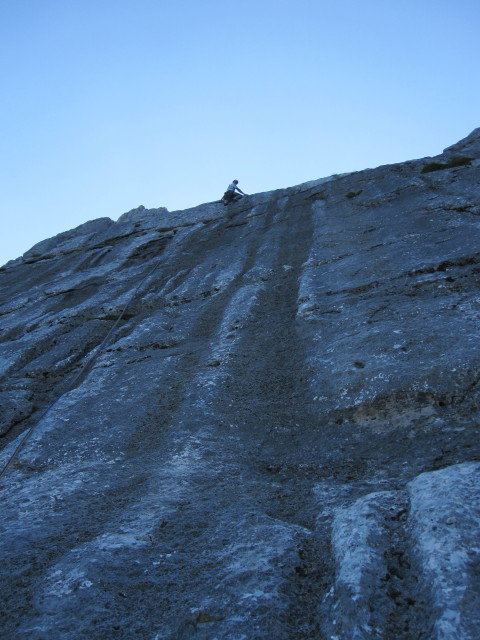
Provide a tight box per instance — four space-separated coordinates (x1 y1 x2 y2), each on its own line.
321 462 480 640
0 390 33 436
117 204 168 224
408 462 480 640
22 217 114 260
1 128 480 639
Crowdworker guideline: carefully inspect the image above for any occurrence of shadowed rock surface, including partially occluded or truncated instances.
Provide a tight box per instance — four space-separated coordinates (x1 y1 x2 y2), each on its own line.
1 129 480 639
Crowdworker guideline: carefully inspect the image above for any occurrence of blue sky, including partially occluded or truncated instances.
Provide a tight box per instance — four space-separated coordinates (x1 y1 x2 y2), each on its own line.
1 0 479 266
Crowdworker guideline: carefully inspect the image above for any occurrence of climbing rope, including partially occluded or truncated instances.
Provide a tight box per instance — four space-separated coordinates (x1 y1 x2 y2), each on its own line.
0 258 164 481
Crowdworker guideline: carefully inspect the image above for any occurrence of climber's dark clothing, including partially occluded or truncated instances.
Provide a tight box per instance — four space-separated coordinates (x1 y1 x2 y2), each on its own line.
222 190 242 203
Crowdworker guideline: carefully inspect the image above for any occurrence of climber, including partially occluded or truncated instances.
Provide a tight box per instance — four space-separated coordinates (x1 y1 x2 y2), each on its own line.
221 180 247 205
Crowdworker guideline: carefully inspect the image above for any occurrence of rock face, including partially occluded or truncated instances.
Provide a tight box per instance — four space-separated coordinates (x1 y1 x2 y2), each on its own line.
1 129 480 640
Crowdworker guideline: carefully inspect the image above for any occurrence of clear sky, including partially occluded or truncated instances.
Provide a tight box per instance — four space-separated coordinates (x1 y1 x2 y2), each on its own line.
1 0 479 266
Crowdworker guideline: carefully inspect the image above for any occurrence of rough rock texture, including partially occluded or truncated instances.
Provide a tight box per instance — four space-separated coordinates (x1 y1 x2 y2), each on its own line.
1 129 480 639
